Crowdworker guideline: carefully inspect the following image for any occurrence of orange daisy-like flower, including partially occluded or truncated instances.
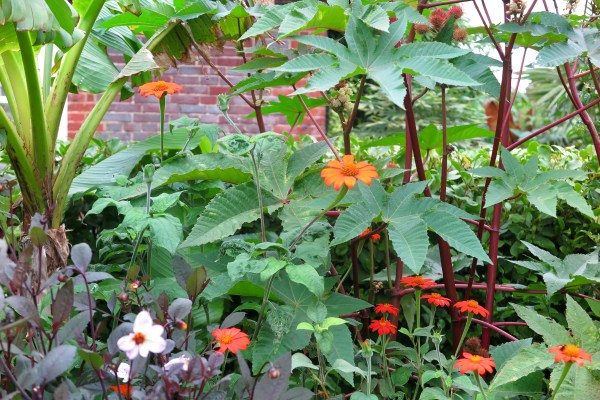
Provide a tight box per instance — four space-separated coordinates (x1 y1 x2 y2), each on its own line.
321 155 378 190
454 300 488 318
454 352 495 375
549 345 592 366
374 303 399 316
400 275 437 290
212 327 250 354
139 80 183 99
421 293 451 308
368 318 397 335
360 228 381 241
110 384 133 399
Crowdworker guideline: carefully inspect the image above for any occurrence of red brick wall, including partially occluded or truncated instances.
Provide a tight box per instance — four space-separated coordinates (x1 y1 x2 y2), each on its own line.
67 45 327 141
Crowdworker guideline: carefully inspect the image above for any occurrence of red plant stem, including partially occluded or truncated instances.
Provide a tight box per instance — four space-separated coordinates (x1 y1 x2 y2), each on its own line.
564 62 600 163
573 67 599 79
457 317 519 342
507 97 600 149
440 85 448 202
403 73 462 349
493 321 528 327
325 210 341 217
464 42 513 302
422 0 470 7
343 75 367 155
556 66 577 105
472 1 504 59
482 203 503 348
329 264 347 295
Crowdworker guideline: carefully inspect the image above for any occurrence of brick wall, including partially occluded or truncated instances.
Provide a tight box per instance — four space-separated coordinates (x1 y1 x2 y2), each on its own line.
67 44 327 141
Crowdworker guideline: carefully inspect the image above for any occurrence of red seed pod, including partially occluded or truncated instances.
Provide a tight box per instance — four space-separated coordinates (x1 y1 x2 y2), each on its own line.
448 6 464 19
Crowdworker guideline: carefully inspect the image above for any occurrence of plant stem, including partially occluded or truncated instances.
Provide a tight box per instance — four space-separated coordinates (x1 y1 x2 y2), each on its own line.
252 275 274 341
250 148 266 242
550 363 572 400
474 372 488 400
159 95 166 163
454 313 473 358
289 187 348 251
16 29 51 185
342 75 366 155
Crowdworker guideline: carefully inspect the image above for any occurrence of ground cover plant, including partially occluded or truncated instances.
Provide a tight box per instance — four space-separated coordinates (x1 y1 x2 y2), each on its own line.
1 0 600 399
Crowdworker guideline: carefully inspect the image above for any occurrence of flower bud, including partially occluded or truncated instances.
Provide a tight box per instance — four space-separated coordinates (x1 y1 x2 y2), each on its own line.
268 367 281 379
175 319 188 331
58 273 68 283
118 292 129 302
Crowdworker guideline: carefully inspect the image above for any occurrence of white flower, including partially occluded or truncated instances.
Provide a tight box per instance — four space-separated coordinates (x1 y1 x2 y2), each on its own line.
111 362 130 383
164 355 191 372
117 311 166 359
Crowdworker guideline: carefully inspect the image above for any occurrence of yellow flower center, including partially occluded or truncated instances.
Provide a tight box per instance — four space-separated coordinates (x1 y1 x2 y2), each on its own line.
153 81 169 91
431 293 441 299
466 300 479 308
470 355 482 362
340 163 359 176
133 332 145 345
219 334 233 344
414 276 425 284
562 345 580 357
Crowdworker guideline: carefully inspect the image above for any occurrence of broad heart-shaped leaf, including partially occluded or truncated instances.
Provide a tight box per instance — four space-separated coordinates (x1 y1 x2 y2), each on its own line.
388 216 429 274
422 210 491 263
489 344 553 391
148 215 182 254
566 295 600 353
179 182 282 249
511 303 570 346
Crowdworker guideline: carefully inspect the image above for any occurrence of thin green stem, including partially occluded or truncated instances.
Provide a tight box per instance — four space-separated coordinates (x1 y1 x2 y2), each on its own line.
16 29 51 183
454 313 473 359
474 373 488 400
252 275 275 341
250 148 266 242
159 95 166 163
43 45 53 99
384 230 392 289
289 186 348 251
550 363 573 400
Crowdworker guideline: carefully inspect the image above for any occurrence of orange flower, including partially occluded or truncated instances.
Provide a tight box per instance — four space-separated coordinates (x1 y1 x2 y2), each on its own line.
454 352 495 375
400 275 436 290
374 303 399 316
368 318 397 335
549 345 592 366
139 80 183 99
454 300 488 317
110 384 133 399
421 293 451 308
212 327 250 354
321 155 378 190
360 228 381 241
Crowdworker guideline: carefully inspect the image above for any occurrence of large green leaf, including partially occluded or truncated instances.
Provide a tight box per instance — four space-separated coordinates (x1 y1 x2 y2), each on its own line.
69 130 206 196
489 344 554 390
422 210 491 263
388 216 429 274
179 182 282 249
397 57 482 87
396 42 470 59
285 264 324 298
512 303 571 345
566 295 600 353
331 203 377 246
